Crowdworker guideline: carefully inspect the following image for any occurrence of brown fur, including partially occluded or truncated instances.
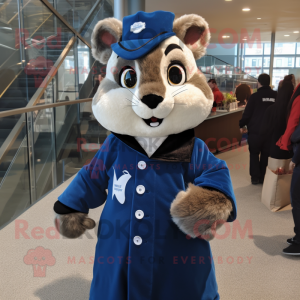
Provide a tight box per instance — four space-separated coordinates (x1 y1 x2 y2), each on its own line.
91 18 122 64
173 14 210 60
57 213 96 239
170 183 233 241
188 73 213 101
137 47 166 98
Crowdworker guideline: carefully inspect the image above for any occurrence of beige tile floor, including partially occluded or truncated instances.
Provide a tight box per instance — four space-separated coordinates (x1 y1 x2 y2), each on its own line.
0 145 299 300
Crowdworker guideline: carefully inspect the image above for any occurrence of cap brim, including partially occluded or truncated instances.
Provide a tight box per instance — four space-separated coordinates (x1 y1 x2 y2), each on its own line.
111 32 176 60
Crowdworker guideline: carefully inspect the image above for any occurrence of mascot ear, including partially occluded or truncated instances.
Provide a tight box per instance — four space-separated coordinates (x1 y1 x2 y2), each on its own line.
91 18 123 64
173 14 210 60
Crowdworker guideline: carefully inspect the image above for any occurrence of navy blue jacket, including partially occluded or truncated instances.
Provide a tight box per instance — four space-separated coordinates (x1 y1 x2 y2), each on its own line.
58 132 237 300
239 86 277 135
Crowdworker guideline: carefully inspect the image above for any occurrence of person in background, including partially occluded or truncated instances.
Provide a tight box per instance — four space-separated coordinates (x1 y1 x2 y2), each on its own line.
276 83 300 255
235 83 252 107
208 79 224 106
278 74 296 91
259 79 294 160
239 73 277 184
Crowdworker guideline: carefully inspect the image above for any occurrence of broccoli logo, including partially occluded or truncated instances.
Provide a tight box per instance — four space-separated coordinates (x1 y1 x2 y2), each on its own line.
23 246 56 277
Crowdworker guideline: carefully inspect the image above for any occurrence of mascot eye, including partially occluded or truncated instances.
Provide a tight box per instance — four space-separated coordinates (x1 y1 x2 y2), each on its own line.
168 65 186 86
120 68 137 89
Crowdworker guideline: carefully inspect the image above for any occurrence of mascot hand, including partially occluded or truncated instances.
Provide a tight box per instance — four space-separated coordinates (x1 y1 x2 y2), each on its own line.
55 213 96 239
170 183 232 241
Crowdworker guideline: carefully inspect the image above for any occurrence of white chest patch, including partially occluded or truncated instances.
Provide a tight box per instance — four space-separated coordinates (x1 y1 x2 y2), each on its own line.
112 169 131 204
135 136 168 157
130 22 146 34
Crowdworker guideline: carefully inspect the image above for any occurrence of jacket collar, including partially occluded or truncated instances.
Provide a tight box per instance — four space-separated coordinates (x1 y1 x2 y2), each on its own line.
258 86 271 91
112 129 195 163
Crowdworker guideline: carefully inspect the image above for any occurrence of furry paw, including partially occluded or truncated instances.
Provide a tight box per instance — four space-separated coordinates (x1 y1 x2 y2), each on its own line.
55 213 96 239
170 183 233 241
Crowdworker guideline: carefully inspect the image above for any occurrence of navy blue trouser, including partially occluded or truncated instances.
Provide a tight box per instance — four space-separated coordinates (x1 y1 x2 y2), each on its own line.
248 133 270 182
291 164 300 241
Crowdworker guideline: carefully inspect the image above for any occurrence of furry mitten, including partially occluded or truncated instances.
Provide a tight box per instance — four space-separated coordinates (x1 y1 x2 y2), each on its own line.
170 183 233 241
55 213 96 239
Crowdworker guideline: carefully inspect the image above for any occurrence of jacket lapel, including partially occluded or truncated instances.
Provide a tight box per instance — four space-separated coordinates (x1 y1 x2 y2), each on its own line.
112 129 195 163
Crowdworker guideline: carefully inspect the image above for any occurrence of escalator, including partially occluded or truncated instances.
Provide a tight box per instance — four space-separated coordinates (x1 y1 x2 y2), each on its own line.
0 0 113 229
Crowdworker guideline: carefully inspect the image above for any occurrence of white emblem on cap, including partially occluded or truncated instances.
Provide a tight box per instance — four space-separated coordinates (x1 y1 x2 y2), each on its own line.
130 22 146 34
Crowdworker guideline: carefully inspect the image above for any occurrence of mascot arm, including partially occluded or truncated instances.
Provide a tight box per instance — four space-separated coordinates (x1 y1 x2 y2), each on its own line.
54 200 96 239
54 140 110 238
170 141 236 241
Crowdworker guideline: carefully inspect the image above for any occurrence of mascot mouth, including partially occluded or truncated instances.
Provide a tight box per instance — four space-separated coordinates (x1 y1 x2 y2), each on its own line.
143 117 164 127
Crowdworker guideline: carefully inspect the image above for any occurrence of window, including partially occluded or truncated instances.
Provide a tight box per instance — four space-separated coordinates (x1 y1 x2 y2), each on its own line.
263 59 270 67
264 43 271 55
288 58 293 67
274 43 296 55
258 59 262 67
276 59 282 67
252 59 257 67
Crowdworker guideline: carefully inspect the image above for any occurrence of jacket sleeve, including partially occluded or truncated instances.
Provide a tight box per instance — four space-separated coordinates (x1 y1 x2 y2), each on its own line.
56 137 111 213
189 140 237 222
239 94 255 128
277 96 300 150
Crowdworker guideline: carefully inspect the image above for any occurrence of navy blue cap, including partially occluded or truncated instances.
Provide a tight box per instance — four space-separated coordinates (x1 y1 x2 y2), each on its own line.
111 11 176 60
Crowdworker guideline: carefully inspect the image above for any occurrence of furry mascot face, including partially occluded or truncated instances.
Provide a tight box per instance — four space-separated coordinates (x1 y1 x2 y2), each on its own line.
91 12 213 137
54 13 237 300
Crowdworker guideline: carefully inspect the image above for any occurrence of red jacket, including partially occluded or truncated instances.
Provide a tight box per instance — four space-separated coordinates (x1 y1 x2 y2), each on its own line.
277 92 300 150
212 87 224 103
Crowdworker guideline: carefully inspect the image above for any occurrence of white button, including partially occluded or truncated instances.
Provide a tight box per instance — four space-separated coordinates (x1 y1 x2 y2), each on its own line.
136 185 145 194
133 236 142 245
135 210 144 219
138 161 146 170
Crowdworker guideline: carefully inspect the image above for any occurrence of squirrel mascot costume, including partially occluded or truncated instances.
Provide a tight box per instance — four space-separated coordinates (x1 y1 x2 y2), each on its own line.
54 10 237 300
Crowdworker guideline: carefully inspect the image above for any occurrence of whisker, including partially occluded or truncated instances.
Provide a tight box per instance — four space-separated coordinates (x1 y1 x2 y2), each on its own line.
126 89 141 102
125 98 139 105
172 85 187 95
124 105 138 108
173 89 188 97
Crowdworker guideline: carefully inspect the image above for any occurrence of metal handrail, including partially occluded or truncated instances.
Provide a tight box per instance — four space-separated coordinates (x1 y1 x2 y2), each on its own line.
201 54 258 81
40 0 91 48
78 0 103 34
0 98 92 118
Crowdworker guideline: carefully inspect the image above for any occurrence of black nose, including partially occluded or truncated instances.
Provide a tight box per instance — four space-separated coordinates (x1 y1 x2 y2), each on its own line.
141 94 163 109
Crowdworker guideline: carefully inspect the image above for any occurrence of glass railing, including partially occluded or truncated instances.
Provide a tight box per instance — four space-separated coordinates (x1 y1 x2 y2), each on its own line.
197 55 258 93
0 0 113 229
79 0 113 43
51 0 113 35
0 97 109 229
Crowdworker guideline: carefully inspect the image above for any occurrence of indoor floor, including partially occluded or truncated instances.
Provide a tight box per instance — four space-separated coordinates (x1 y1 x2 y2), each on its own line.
0 145 299 300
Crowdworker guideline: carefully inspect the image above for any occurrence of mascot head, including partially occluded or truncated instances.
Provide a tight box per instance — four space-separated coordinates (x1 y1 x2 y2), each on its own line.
91 10 213 137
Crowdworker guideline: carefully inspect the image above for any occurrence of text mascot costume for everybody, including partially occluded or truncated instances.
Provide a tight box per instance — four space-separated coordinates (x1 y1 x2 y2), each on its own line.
54 10 237 300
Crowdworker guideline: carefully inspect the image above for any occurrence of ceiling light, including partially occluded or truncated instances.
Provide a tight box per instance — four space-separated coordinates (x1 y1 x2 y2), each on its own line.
225 0 232 1
222 35 230 38
243 38 248 40
242 8 250 11
294 31 299 33
284 35 290 37
257 18 261 20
